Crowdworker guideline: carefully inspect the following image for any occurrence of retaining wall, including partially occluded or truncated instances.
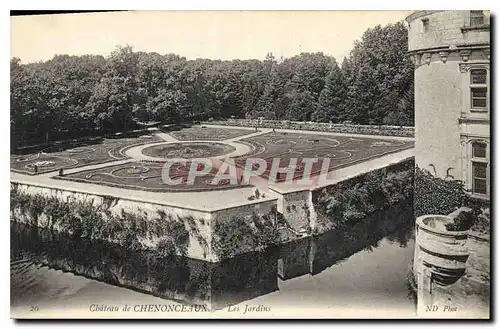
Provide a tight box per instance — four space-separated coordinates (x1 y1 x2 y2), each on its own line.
10 182 279 262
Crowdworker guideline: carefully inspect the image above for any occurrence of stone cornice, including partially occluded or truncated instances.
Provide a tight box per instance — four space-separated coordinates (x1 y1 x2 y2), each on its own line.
461 24 490 33
458 117 490 124
405 10 445 23
456 42 491 50
408 45 490 67
408 43 490 56
407 45 450 55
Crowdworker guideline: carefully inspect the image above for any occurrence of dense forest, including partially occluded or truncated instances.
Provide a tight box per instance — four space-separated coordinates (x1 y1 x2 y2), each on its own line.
10 22 414 147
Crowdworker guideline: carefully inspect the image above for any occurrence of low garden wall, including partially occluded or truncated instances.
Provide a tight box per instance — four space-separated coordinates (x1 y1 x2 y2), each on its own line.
206 119 415 137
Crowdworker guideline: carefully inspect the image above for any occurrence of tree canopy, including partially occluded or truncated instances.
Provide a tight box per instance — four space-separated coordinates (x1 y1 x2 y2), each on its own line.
10 21 414 148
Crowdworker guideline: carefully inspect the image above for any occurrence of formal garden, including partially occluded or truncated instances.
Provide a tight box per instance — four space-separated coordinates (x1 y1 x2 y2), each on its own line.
39 127 415 192
235 131 414 180
56 160 248 192
10 135 164 175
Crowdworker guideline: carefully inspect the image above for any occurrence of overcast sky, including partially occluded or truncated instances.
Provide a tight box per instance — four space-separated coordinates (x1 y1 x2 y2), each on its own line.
11 11 412 63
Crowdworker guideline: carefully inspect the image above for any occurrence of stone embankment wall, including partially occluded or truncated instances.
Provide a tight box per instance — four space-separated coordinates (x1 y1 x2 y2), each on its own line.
205 119 415 137
267 189 312 235
10 182 278 262
10 158 414 262
265 158 415 239
309 159 414 234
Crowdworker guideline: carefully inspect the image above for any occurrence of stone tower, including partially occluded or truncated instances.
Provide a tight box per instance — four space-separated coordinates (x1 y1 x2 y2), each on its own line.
406 10 490 199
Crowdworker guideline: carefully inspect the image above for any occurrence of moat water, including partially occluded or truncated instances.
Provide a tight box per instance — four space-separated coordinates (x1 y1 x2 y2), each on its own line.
11 202 416 318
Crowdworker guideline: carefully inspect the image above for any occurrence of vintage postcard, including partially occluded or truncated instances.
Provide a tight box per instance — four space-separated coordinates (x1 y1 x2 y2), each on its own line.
10 10 491 319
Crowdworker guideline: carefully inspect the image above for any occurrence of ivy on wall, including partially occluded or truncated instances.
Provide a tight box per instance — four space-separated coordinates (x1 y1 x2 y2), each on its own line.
211 207 279 260
414 166 489 234
414 167 485 218
10 186 191 257
313 160 414 232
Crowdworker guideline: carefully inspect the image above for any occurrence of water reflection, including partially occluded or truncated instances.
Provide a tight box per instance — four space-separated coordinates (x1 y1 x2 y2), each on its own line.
279 201 414 279
11 202 414 311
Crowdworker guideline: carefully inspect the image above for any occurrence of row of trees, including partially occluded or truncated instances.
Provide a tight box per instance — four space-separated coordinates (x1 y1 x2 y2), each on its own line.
11 22 414 147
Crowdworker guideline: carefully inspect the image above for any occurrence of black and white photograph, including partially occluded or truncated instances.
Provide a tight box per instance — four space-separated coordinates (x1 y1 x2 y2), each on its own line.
9 9 491 319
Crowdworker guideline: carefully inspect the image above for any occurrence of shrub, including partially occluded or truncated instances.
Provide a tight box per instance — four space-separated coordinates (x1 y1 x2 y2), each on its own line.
415 167 489 234
414 167 468 217
212 209 279 259
165 219 190 255
153 238 177 258
445 211 476 231
212 216 253 259
251 212 280 248
27 194 46 226
10 185 30 215
10 189 191 257
254 189 261 199
316 160 414 227
471 213 490 235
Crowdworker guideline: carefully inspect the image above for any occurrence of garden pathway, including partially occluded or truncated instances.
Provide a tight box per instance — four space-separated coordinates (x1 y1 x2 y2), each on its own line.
223 128 272 142
123 140 252 161
37 158 136 178
156 132 179 143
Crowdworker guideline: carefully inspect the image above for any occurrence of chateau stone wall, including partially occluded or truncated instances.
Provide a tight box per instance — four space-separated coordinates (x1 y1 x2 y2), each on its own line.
413 59 463 178
407 10 490 194
206 119 414 137
407 11 490 52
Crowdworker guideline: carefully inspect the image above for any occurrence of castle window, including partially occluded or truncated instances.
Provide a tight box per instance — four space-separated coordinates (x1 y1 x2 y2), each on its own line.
473 141 487 158
471 69 487 84
470 11 484 26
470 69 488 109
472 163 487 195
471 142 488 196
421 18 429 32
